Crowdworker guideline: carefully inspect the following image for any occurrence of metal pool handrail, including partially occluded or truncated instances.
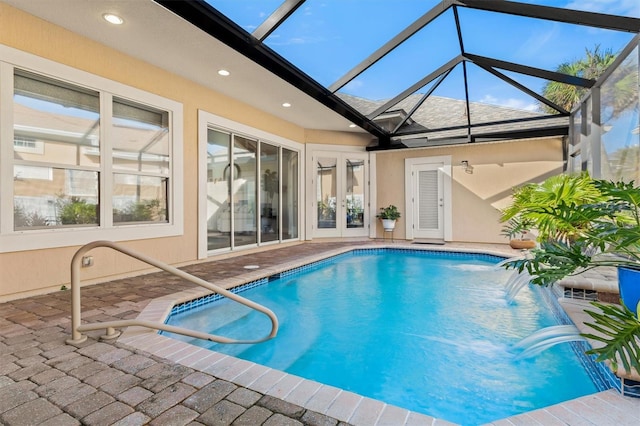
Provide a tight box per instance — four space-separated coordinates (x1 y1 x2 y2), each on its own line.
66 240 278 345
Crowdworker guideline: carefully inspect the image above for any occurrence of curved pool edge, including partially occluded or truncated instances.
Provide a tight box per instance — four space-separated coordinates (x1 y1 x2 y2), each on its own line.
117 243 640 425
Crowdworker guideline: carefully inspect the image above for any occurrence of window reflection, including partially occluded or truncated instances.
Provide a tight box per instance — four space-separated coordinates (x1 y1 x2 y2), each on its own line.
260 143 279 242
282 148 298 239
112 98 169 174
346 159 365 229
112 174 167 224
233 136 257 247
111 98 170 225
317 157 337 229
14 166 98 229
13 71 100 230
206 129 299 251
601 46 640 182
207 129 232 250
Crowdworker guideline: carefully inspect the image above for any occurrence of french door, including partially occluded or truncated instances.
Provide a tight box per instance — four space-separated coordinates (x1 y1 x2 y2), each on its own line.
313 152 369 238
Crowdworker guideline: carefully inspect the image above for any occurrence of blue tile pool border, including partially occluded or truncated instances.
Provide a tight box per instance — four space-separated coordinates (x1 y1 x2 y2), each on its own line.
167 246 629 396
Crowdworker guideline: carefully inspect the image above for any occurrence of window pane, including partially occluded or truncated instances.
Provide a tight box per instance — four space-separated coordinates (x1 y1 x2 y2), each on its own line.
207 129 232 250
260 142 279 242
317 157 337 229
14 166 98 229
346 158 365 229
14 71 100 167
113 174 168 224
233 136 257 247
112 98 170 174
282 148 298 239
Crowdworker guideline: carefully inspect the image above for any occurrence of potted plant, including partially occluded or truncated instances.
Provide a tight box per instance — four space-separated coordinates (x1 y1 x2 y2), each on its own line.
501 216 537 249
502 175 640 375
377 205 401 231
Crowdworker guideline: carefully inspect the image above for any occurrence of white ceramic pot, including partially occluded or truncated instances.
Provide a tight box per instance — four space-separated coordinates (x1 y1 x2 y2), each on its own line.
381 219 396 231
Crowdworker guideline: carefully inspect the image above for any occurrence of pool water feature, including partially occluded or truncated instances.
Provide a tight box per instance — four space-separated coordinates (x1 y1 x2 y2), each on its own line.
164 249 606 425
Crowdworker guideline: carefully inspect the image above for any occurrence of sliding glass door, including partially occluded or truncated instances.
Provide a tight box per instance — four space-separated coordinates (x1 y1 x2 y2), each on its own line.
205 128 299 252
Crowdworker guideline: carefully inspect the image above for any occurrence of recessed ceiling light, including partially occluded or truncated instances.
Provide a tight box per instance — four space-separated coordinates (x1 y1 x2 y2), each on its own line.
103 13 124 25
282 102 291 108
218 69 230 76
349 124 357 128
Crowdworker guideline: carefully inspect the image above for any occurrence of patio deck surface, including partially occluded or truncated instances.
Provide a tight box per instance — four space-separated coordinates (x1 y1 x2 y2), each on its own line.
1 240 639 425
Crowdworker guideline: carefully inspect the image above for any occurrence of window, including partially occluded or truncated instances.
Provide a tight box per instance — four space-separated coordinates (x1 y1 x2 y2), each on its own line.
111 98 170 225
13 71 101 230
0 47 183 252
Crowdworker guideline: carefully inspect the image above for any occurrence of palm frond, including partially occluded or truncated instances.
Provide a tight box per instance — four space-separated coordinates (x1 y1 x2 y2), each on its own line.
582 302 640 374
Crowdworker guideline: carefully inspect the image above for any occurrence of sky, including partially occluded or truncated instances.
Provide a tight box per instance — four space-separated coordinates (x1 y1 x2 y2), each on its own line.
207 0 639 114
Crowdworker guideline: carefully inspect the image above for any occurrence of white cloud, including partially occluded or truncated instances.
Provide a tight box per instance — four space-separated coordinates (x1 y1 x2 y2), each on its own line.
565 0 640 17
478 95 539 111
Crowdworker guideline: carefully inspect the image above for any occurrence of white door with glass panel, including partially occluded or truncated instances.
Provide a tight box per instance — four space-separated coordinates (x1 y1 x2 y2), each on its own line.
412 163 444 239
313 153 368 238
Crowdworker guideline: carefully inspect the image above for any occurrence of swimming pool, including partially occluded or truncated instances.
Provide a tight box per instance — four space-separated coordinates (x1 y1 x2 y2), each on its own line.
164 249 607 425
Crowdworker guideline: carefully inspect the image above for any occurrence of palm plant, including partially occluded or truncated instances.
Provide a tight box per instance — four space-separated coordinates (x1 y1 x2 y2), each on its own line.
502 175 640 375
541 45 616 114
507 179 640 285
500 172 604 243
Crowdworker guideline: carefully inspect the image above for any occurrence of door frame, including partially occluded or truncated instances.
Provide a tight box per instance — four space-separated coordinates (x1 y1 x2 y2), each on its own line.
404 156 453 241
305 144 372 240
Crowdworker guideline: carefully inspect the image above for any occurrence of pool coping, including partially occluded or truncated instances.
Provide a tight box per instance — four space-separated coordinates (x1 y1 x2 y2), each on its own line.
116 243 630 425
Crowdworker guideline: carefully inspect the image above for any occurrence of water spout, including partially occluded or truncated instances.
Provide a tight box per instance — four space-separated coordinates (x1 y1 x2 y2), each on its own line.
514 325 587 359
504 269 532 302
495 256 525 269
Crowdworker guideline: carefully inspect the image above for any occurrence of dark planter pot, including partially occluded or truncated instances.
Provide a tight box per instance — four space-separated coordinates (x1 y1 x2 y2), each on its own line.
618 266 640 315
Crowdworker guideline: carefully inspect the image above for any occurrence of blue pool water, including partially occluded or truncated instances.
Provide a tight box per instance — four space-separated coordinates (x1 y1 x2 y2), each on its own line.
165 249 603 425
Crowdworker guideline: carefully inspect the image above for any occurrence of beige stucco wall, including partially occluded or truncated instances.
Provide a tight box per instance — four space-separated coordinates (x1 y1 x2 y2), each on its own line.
374 137 564 243
304 129 372 147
